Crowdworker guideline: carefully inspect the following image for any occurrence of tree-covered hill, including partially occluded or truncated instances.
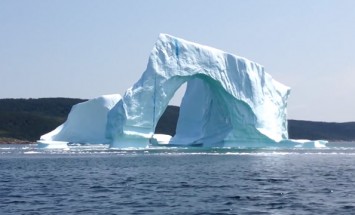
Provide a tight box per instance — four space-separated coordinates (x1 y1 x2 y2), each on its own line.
0 98 354 142
288 120 355 141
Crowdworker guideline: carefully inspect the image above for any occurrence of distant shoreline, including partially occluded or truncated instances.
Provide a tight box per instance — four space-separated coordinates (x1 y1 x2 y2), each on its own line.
1 98 355 143
0 138 33 144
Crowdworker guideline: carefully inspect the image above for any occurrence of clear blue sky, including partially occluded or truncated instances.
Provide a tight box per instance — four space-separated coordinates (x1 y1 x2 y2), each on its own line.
1 0 354 122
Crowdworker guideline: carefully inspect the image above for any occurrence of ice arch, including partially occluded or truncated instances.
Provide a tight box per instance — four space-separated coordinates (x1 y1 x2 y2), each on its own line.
106 34 290 148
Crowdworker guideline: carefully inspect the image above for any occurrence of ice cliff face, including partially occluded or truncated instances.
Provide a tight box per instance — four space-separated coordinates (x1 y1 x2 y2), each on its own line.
107 34 290 147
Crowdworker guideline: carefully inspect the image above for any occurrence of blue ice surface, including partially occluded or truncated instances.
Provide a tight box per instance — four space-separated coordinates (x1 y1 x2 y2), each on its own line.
174 38 180 58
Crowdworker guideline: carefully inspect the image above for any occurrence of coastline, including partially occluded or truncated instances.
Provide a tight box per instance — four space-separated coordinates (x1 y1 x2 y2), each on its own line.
0 138 33 144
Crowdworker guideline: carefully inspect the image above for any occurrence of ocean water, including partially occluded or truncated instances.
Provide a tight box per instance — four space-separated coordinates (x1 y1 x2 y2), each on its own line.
1 143 355 214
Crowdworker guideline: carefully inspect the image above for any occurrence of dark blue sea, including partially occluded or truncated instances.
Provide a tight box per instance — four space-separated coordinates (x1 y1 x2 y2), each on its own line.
1 143 355 214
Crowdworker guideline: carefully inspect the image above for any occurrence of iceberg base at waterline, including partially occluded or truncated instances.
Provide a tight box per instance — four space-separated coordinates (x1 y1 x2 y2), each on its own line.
37 138 328 150
37 140 70 149
37 34 327 149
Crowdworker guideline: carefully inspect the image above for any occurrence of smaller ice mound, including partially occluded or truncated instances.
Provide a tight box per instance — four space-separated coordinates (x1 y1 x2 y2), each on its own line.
39 94 121 147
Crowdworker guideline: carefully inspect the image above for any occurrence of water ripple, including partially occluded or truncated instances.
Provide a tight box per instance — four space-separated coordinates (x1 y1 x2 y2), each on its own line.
1 143 355 214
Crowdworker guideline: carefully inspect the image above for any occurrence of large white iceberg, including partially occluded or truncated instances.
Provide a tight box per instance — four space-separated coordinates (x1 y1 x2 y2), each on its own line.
106 34 290 148
39 34 325 148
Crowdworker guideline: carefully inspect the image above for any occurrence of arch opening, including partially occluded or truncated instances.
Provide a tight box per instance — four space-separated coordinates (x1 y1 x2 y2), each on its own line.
153 74 234 146
154 82 186 136
169 75 233 146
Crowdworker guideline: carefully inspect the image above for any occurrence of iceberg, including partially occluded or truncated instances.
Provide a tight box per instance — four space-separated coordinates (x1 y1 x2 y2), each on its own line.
107 34 290 148
38 94 121 148
39 34 326 149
